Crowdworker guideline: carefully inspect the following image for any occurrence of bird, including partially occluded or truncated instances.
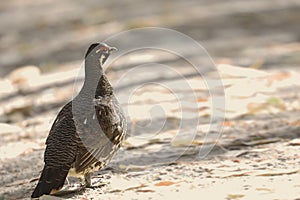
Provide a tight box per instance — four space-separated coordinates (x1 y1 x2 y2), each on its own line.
31 43 127 198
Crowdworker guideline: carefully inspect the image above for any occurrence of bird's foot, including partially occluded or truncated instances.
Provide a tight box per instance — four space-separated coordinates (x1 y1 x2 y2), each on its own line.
91 181 108 188
80 181 107 189
83 182 107 190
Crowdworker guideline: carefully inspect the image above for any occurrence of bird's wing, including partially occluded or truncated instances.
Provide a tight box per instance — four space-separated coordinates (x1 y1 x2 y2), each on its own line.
74 98 126 173
74 124 121 173
32 102 78 198
45 102 78 166
74 143 113 173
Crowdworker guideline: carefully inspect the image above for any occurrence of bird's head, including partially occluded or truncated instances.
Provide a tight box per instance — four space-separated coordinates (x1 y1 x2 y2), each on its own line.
85 43 117 67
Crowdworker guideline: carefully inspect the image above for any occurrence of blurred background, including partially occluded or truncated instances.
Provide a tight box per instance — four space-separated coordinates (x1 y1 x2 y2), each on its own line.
1 1 300 199
0 0 299 76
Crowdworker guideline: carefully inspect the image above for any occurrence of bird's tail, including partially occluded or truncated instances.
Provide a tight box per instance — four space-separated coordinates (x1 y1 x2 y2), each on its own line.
31 165 69 198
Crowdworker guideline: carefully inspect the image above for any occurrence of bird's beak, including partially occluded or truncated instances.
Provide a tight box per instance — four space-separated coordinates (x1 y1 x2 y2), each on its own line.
109 46 118 53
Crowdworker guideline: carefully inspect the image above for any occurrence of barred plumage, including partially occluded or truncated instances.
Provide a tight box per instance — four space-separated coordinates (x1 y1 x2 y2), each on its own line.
31 43 126 198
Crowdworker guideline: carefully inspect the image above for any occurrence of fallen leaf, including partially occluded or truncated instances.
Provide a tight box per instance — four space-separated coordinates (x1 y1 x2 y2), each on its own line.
191 140 205 145
223 121 233 127
197 98 208 102
171 136 193 147
155 181 176 187
6 179 31 187
30 177 39 183
266 97 285 109
149 138 164 144
290 120 300 126
219 171 251 178
136 189 155 193
123 137 149 149
235 148 269 157
288 138 300 146
124 184 146 191
249 58 264 69
256 187 273 192
266 72 291 82
241 138 281 146
226 194 245 200
255 168 299 176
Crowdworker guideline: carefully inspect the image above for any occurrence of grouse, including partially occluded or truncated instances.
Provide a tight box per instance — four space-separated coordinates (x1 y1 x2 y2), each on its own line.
31 43 127 198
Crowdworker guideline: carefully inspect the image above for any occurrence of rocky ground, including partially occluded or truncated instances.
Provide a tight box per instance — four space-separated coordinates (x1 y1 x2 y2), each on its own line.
0 0 300 200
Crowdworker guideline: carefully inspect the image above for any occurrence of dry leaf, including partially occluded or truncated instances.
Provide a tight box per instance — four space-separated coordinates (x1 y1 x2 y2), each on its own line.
171 137 193 147
266 72 291 82
123 137 149 149
241 138 281 146
290 120 300 126
219 171 251 178
266 97 285 108
155 181 176 187
197 98 208 102
255 168 299 176
191 140 205 145
124 184 146 191
226 194 245 199
256 187 273 192
223 121 233 127
235 148 269 157
288 139 300 146
136 189 155 193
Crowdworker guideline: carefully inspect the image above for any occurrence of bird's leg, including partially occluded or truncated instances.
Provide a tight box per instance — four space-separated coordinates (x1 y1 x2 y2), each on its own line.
66 177 70 185
82 173 107 188
84 173 92 188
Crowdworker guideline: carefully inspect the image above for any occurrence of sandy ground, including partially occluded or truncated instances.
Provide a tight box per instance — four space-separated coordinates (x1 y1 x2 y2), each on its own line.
0 60 299 200
0 0 300 200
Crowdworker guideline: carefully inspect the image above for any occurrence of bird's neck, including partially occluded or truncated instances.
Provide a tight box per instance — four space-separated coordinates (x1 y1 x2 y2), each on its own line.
79 60 112 99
